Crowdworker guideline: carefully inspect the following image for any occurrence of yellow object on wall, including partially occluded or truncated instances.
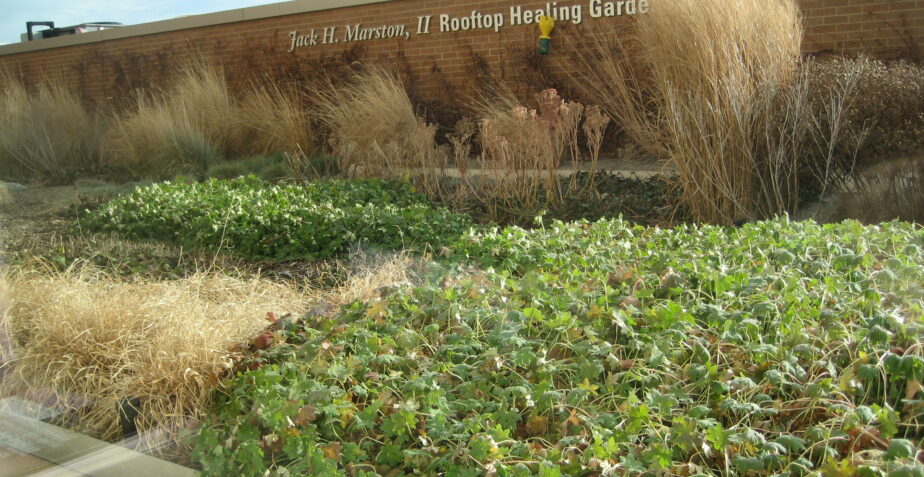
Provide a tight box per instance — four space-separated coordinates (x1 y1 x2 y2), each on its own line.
538 15 555 54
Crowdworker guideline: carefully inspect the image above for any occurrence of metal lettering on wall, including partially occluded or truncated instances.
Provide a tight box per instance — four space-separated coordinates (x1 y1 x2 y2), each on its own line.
287 0 650 52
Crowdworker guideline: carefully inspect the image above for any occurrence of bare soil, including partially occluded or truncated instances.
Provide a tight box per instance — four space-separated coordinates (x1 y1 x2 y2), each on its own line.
0 179 140 260
0 180 353 287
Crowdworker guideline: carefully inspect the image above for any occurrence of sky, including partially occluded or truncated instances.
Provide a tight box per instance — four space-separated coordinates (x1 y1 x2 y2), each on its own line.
0 0 279 45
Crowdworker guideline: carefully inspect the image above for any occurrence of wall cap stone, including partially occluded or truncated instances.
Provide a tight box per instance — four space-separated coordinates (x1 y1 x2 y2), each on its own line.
0 0 390 56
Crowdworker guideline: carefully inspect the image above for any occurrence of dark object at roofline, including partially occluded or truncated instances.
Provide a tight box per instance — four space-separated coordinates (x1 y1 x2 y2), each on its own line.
23 21 123 42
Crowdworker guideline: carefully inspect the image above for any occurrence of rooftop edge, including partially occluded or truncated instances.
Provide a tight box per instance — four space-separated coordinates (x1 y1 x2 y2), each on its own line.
0 0 390 56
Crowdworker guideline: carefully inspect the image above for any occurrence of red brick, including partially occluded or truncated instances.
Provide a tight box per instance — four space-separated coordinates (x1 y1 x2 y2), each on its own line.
1 0 921 106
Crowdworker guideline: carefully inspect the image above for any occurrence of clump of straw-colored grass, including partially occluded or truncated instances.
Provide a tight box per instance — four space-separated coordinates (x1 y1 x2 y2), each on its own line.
573 0 808 223
102 61 234 179
314 67 438 177
233 82 315 158
314 70 611 223
321 250 417 308
0 72 103 182
102 94 218 179
0 264 307 454
104 61 317 180
169 61 237 153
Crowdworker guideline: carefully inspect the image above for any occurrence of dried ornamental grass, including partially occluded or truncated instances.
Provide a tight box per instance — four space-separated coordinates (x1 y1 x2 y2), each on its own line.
101 61 233 178
102 94 217 179
233 82 315 158
0 73 103 182
0 266 308 453
314 67 437 177
573 0 806 223
169 60 237 154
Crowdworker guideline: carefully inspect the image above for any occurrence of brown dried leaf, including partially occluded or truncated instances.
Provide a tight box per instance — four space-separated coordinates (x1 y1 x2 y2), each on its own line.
293 405 317 426
321 441 342 461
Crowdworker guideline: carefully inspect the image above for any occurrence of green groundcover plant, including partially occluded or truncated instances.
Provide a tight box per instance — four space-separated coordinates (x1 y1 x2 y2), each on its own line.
192 217 923 476
79 176 474 261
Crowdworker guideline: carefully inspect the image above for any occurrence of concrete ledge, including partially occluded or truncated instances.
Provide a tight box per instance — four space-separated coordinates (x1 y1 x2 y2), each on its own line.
0 0 391 56
0 402 197 477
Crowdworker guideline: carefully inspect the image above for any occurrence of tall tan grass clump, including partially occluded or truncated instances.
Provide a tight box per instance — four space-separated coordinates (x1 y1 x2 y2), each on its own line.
0 73 103 182
103 94 218 179
102 61 233 179
0 265 308 454
574 0 809 223
233 82 315 158
169 61 236 151
105 61 318 179
314 67 439 177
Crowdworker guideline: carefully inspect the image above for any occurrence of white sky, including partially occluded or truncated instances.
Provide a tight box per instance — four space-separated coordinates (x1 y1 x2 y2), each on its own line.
0 0 279 45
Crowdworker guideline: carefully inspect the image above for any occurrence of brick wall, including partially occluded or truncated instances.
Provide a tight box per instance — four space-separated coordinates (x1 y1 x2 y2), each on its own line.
801 0 923 58
0 0 921 107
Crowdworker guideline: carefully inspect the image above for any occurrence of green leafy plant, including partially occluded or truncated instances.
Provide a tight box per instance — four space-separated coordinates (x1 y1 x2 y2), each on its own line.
192 217 924 475
205 153 292 182
79 176 474 261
